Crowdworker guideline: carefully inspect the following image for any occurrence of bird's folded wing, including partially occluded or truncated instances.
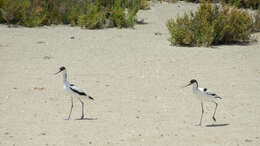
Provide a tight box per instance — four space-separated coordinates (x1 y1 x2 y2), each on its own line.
206 92 222 99
69 84 87 96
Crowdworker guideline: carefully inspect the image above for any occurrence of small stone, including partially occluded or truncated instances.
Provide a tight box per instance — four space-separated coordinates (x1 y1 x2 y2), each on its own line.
40 132 46 136
154 32 163 36
245 139 253 142
136 18 145 24
33 87 45 91
37 41 46 44
43 56 54 60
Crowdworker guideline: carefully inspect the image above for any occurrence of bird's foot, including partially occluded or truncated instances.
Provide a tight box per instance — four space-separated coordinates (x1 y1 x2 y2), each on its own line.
213 117 216 122
195 123 202 126
80 115 84 120
65 117 70 120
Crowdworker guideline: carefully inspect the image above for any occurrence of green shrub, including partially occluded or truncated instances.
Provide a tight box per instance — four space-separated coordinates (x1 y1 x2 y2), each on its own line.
0 0 24 24
78 3 105 29
141 0 150 10
19 0 46 27
110 4 127 28
183 0 260 9
224 0 260 9
167 1 253 46
21 8 46 27
43 2 59 24
184 0 201 3
0 0 140 28
66 4 85 26
0 9 3 23
218 6 252 43
0 0 3 22
126 7 138 27
109 0 139 28
253 8 260 32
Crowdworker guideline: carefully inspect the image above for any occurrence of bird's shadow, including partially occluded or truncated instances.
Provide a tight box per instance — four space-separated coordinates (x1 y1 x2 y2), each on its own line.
205 123 230 127
75 117 98 121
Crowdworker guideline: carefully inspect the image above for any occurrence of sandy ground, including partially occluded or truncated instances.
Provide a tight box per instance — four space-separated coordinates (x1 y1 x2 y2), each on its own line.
0 1 260 146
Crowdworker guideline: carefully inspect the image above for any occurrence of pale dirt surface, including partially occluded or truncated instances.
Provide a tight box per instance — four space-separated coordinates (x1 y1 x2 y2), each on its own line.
0 2 260 146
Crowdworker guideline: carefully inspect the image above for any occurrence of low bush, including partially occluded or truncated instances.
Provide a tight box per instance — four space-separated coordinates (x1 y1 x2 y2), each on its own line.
126 7 139 27
110 2 127 28
253 8 260 32
167 1 253 46
183 0 260 9
0 12 2 23
0 0 3 22
224 0 260 9
19 0 46 27
78 3 105 29
0 0 24 24
140 0 150 10
105 0 139 28
0 0 143 28
183 0 224 3
184 0 201 3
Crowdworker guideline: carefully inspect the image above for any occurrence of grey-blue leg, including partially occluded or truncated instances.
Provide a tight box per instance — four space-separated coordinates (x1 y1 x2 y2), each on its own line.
78 98 84 120
66 96 73 120
198 102 204 126
212 102 218 122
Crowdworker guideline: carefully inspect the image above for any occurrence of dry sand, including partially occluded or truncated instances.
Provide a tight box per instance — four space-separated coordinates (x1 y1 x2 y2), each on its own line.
0 2 260 146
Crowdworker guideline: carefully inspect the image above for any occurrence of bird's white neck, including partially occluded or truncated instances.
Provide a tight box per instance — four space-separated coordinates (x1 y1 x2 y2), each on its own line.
62 70 67 84
192 82 198 90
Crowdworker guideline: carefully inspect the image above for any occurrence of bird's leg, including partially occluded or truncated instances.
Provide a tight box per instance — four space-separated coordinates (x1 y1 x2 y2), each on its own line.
78 97 85 120
66 96 73 120
197 102 204 126
212 102 218 122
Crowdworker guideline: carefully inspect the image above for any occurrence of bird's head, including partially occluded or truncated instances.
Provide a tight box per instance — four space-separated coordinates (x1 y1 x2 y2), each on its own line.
184 79 198 87
55 66 66 75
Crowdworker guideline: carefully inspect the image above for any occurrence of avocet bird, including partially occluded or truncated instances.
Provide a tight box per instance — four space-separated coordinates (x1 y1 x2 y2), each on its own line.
55 66 94 120
184 79 222 126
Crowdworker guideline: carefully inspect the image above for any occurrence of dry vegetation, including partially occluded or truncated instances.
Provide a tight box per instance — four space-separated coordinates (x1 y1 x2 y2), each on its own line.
0 0 149 28
167 1 254 46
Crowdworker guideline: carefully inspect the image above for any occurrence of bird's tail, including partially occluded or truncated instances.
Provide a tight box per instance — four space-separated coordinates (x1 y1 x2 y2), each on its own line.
88 95 94 100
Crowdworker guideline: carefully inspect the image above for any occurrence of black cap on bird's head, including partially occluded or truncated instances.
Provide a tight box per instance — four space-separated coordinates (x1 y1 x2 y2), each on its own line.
55 66 66 75
184 79 198 87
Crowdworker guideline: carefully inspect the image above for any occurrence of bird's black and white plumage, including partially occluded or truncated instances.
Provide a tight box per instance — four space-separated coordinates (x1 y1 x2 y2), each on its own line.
185 79 222 126
55 66 94 120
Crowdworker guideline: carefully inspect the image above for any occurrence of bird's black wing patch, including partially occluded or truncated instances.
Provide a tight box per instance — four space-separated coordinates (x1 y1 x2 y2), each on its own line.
208 93 216 96
69 87 87 96
70 84 75 86
207 92 222 99
203 88 207 92
88 96 94 100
